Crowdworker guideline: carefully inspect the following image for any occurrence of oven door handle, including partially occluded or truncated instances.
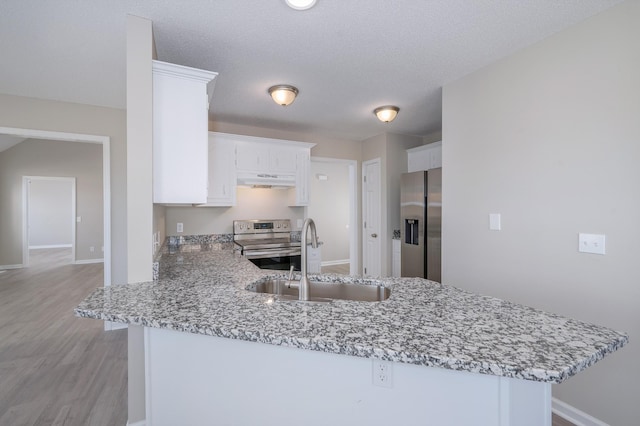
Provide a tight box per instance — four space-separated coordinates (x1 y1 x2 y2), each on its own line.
244 249 301 259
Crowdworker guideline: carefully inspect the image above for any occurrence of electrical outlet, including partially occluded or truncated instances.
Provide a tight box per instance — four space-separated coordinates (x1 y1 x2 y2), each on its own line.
578 233 605 255
372 360 393 388
89 246 95 253
177 223 184 233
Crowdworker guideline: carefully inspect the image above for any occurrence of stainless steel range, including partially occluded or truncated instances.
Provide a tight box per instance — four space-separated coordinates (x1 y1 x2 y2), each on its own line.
233 219 301 271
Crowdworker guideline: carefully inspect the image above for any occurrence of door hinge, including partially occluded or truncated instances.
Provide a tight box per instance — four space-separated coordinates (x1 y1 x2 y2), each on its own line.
364 267 367 274
364 221 367 228
364 175 367 183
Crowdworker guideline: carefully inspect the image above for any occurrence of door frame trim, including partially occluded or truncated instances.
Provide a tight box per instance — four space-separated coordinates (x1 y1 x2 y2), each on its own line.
0 126 111 290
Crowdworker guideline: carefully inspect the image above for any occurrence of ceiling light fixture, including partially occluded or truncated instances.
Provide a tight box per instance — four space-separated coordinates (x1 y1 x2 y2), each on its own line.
268 85 299 106
285 0 317 10
374 105 400 123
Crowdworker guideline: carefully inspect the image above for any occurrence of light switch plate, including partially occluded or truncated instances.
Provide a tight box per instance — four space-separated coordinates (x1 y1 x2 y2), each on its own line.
489 213 501 231
578 233 605 255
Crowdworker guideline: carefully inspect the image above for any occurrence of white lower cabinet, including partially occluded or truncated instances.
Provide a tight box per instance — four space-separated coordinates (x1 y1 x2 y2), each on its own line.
306 244 322 274
205 133 236 206
392 239 401 277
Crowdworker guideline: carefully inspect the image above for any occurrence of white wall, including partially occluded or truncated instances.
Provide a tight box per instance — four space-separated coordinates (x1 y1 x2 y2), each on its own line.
28 178 73 248
309 160 350 263
442 2 639 424
0 99 123 273
126 14 156 425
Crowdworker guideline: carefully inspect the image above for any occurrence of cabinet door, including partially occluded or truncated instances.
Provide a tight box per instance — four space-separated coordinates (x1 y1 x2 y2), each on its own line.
236 141 269 172
152 61 216 204
206 135 237 206
407 147 431 173
407 143 442 172
269 147 297 173
307 245 322 274
289 150 310 206
392 239 401 277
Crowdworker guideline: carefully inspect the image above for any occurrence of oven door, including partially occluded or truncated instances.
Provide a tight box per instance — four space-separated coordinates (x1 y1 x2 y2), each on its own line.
244 248 301 271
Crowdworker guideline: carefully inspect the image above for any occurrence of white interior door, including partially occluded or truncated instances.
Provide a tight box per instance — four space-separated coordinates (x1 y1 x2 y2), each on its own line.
363 159 381 277
23 176 76 265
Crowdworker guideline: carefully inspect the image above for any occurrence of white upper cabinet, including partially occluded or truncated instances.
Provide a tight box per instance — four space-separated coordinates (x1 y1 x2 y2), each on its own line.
205 133 237 206
206 132 315 207
235 141 270 172
288 150 310 206
407 142 442 172
235 139 298 175
152 60 217 204
269 147 297 174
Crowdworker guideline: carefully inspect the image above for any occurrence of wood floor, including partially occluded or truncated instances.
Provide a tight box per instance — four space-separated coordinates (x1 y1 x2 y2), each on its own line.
321 262 350 275
0 249 127 426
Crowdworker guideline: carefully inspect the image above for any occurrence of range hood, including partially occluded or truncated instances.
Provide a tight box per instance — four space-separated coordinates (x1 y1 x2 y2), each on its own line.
236 172 296 189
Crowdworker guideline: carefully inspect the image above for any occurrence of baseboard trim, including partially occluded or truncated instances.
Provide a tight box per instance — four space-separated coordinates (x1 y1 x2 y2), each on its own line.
29 244 72 249
104 321 128 331
0 264 23 270
126 420 146 426
552 398 609 426
74 258 104 265
321 259 350 267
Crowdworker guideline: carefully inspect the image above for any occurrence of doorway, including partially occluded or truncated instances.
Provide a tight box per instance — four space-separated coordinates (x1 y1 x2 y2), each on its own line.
309 157 358 275
23 176 76 266
0 126 111 289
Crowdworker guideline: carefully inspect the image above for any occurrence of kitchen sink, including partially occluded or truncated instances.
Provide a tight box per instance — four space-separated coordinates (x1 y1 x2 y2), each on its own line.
249 278 391 302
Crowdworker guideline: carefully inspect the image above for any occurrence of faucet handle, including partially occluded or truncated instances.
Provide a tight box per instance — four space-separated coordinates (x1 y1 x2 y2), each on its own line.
288 265 295 281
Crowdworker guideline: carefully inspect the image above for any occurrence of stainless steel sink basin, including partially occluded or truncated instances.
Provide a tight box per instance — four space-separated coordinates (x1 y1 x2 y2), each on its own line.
249 279 391 302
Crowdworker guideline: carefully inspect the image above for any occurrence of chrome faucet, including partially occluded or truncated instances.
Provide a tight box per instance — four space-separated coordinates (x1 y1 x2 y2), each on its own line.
299 218 318 301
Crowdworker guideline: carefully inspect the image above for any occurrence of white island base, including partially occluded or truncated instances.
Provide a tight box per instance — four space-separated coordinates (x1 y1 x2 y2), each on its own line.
143 327 551 426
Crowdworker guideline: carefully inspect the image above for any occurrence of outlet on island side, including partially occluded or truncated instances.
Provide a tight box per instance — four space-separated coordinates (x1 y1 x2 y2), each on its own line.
372 360 393 388
177 222 184 233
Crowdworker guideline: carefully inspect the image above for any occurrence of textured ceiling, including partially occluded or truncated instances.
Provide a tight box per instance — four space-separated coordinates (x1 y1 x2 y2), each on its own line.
0 0 623 141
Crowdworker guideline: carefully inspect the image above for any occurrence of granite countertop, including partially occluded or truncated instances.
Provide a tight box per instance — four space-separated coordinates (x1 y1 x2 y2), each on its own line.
75 244 628 384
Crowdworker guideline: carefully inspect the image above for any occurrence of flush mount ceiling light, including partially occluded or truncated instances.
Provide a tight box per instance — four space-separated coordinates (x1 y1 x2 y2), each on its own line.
374 105 400 123
285 0 317 10
268 85 299 106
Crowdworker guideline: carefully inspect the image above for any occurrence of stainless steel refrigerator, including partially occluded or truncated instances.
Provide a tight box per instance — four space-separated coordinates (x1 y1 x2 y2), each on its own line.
400 169 442 281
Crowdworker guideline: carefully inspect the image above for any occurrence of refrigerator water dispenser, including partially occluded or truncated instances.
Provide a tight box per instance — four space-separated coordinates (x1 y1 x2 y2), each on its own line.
405 219 419 245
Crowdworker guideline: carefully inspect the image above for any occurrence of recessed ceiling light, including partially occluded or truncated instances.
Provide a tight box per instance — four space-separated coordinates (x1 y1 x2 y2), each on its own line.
285 0 317 11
